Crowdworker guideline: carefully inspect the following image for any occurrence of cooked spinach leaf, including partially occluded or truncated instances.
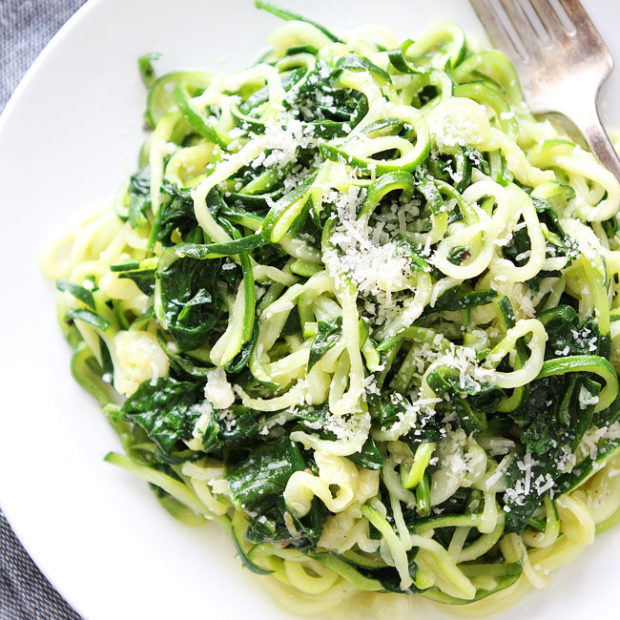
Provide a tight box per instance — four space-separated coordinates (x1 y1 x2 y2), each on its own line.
155 253 224 351
121 377 204 455
226 435 306 511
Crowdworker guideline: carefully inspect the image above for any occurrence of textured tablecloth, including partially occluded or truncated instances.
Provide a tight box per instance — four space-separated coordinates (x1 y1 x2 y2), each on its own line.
1 3 86 617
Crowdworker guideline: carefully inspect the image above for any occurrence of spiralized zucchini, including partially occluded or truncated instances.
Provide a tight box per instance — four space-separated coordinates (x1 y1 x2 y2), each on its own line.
42 2 620 617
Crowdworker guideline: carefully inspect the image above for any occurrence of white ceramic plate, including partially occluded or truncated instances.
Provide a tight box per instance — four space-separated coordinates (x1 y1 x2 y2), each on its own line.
1 1 619 618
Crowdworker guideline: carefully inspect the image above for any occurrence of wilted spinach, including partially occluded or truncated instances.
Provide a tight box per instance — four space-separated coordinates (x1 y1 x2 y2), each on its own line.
156 253 225 351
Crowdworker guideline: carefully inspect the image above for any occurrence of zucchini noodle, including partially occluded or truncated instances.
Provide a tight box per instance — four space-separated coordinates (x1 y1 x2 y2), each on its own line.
42 2 620 617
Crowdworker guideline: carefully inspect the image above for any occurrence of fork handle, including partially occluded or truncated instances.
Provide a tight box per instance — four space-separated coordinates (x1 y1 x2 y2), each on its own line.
567 98 620 184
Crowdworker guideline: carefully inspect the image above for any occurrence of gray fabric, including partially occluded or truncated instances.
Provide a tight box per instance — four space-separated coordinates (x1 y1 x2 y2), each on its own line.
1 0 86 110
1 3 86 617
0 512 81 620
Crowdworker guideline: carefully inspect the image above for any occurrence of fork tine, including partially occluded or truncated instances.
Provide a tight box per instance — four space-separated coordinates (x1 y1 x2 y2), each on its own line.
529 0 573 38
469 0 525 63
560 0 612 53
498 0 543 52
559 0 597 27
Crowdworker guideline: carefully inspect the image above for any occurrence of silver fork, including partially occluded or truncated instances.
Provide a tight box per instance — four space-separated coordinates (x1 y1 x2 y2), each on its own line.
469 0 620 182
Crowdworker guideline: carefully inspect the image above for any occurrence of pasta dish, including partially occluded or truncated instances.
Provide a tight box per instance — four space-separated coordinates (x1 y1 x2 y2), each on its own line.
42 1 620 615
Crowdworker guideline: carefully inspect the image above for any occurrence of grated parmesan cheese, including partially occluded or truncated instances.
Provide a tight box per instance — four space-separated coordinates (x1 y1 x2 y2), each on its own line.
204 367 235 409
322 185 417 319
578 385 600 409
251 118 316 170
